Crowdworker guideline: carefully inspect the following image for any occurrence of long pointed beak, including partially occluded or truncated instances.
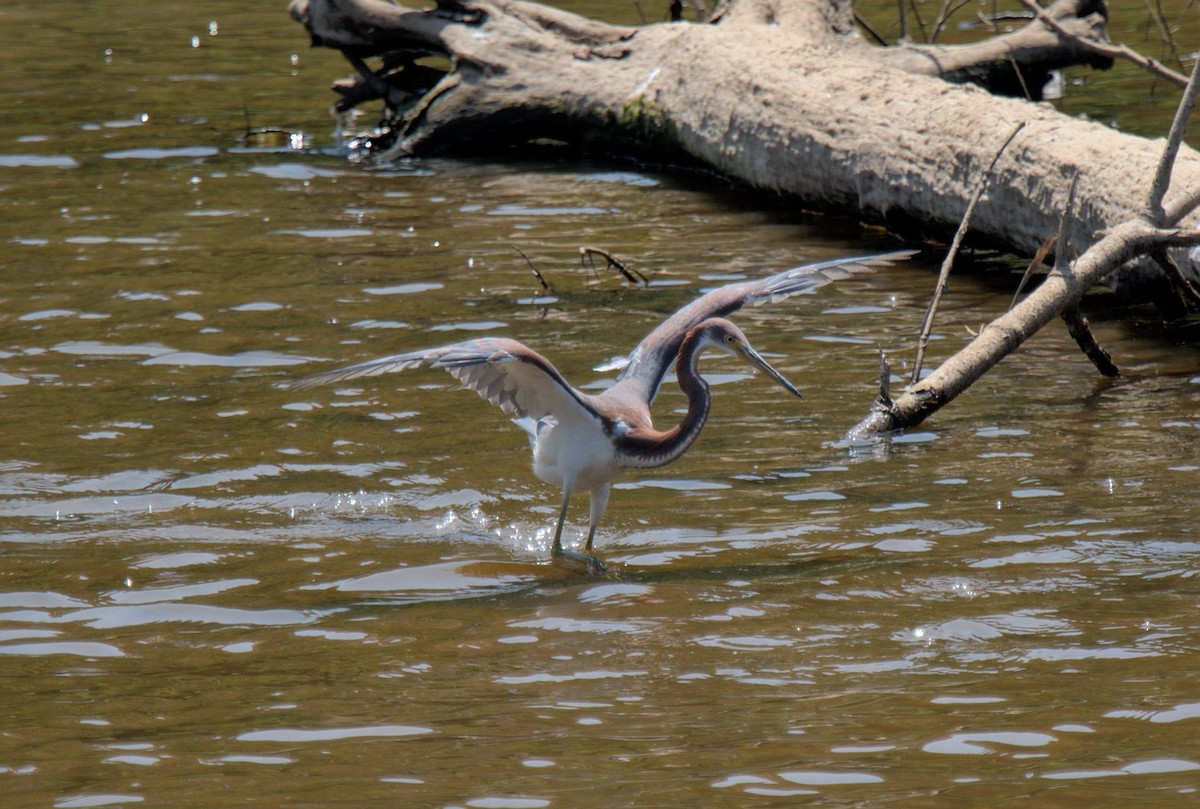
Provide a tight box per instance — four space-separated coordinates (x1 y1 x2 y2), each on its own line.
739 344 803 399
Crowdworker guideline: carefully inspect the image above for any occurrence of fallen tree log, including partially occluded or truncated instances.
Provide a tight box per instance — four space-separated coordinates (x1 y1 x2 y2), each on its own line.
288 0 1200 305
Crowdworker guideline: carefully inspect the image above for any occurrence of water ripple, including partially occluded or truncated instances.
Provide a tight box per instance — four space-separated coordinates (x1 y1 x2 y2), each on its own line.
0 640 124 658
923 731 1056 756
0 153 79 168
312 561 535 601
62 603 315 630
239 725 433 742
1105 702 1200 723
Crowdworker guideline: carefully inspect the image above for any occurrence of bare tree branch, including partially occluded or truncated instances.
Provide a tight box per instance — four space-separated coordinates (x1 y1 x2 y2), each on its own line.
846 221 1200 441
1018 0 1190 87
579 247 650 287
1061 306 1120 376
1149 51 1200 221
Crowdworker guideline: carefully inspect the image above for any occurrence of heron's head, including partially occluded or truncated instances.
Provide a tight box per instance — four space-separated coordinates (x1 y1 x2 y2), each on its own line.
701 319 803 399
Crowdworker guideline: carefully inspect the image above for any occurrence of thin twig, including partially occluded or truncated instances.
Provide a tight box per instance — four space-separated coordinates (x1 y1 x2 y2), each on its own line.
1009 235 1057 310
1053 170 1081 275
1008 57 1034 101
877 347 893 407
855 11 889 46
930 0 973 43
578 246 650 286
1050 172 1119 375
1140 0 1186 75
513 246 550 291
910 122 1026 385
907 0 929 42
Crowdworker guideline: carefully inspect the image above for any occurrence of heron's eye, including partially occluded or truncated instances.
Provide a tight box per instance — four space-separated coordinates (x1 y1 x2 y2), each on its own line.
724 334 735 344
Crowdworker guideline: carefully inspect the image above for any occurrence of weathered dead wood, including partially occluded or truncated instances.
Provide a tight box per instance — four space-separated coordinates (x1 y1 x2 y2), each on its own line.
283 0 1200 445
288 0 1200 303
846 55 1200 439
847 221 1200 438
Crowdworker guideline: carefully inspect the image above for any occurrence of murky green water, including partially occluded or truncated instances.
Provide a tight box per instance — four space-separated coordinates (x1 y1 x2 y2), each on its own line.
2 1 1199 806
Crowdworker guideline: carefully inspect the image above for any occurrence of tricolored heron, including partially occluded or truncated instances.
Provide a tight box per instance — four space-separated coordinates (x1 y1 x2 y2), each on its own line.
286 251 910 571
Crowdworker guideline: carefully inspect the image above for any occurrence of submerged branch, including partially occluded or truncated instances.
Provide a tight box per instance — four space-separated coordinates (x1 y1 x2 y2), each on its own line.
1061 306 1119 376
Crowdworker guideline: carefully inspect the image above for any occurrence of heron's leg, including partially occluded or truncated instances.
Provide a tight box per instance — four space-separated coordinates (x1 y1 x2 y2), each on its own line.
550 484 607 575
550 487 571 558
585 483 611 553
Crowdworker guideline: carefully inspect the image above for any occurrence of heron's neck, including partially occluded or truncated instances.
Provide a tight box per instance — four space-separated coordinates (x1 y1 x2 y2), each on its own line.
613 331 711 469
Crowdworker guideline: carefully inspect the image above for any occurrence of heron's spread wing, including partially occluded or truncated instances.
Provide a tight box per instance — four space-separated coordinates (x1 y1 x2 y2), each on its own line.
285 338 602 431
616 250 915 402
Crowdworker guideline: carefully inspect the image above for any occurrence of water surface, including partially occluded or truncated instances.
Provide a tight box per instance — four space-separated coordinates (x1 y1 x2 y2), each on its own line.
1 1 1198 806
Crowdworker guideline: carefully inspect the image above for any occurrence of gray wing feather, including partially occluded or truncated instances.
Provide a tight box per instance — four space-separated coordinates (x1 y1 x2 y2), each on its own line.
617 250 914 402
284 338 601 428
283 352 429 389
